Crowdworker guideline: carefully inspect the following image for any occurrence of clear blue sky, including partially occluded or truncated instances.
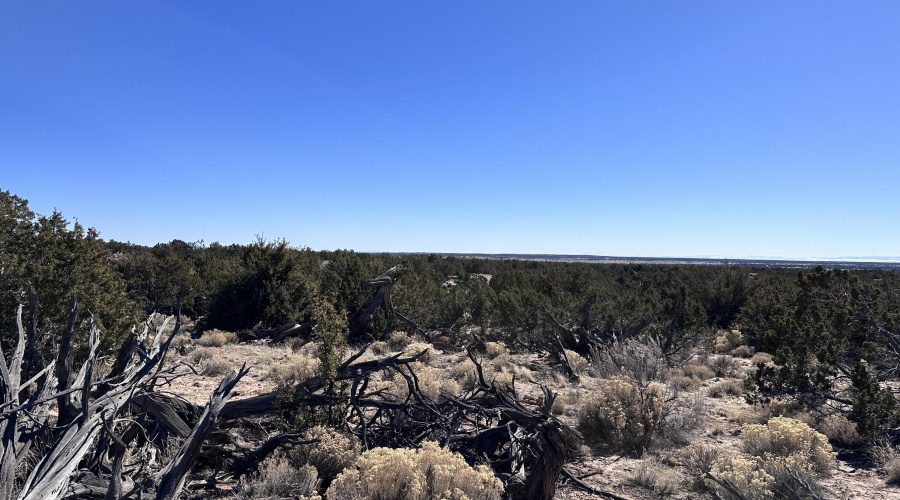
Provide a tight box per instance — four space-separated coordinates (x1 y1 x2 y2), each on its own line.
2 1 899 259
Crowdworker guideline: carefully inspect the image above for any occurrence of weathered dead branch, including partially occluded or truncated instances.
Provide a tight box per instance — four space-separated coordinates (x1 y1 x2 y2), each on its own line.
154 364 249 500
349 265 428 341
236 322 314 344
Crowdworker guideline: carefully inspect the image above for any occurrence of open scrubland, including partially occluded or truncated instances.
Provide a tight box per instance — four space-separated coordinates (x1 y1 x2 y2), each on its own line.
2 189 900 499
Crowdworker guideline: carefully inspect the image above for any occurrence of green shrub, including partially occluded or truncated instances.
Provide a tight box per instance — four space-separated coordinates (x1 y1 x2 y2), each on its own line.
0 190 136 353
202 238 319 332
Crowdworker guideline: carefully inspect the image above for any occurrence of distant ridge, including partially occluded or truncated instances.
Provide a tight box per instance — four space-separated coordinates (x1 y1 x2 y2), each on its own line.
384 253 900 270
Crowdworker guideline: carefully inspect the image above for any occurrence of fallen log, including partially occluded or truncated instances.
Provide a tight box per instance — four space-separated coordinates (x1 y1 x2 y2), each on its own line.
236 323 314 344
154 364 249 500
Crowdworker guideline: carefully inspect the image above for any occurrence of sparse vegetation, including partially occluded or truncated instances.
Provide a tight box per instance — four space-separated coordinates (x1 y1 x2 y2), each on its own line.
236 458 319 499
577 375 668 455
627 458 680 495
202 357 234 376
819 414 863 448
326 441 504 500
708 379 744 398
195 330 230 347
707 417 835 498
3 188 899 500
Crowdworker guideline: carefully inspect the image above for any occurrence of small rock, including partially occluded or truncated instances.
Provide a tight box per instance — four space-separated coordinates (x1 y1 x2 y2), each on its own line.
838 464 855 473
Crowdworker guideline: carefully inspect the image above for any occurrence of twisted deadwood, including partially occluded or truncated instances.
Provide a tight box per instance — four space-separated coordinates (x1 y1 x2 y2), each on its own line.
349 265 427 341
539 305 651 379
236 322 314 344
1 267 628 500
0 295 252 500
154 364 249 500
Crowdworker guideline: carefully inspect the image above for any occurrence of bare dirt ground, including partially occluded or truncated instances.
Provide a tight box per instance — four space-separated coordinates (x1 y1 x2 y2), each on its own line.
159 322 899 499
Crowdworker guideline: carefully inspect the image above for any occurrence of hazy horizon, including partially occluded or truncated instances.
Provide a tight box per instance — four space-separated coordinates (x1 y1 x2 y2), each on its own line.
4 2 899 260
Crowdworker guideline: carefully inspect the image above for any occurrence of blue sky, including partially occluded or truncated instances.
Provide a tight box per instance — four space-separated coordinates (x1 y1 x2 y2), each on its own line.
2 1 898 259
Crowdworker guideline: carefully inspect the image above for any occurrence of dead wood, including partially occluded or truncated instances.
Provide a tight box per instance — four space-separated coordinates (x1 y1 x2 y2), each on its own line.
349 266 425 342
237 322 314 344
336 345 582 500
3 268 593 500
538 305 651 379
560 468 633 500
154 364 249 500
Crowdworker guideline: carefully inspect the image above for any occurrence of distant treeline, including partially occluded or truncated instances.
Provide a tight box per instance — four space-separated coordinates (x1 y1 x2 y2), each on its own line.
3 189 899 434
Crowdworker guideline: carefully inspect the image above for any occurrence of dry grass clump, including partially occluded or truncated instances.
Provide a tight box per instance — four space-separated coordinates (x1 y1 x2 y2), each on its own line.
670 375 696 392
196 329 235 347
370 340 390 355
508 364 534 383
492 370 514 386
818 415 863 448
564 349 590 376
452 358 478 391
293 425 361 483
730 345 756 358
868 440 900 485
885 458 900 485
159 437 185 466
714 329 744 353
627 458 680 495
682 363 714 381
750 352 773 366
577 376 667 455
551 393 568 415
708 355 740 378
192 347 213 363
326 441 503 500
268 352 320 384
402 342 433 363
662 390 706 444
388 331 411 351
286 336 312 352
202 357 234 377
168 332 192 351
708 379 744 398
591 338 663 384
236 457 319 499
678 442 719 477
489 359 534 386
386 362 460 402
490 351 512 372
484 341 509 359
